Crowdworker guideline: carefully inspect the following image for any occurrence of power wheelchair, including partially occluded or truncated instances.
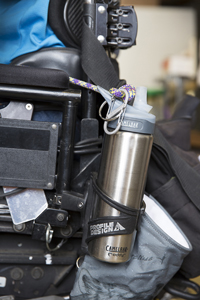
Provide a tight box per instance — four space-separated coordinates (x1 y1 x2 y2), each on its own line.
0 1 199 300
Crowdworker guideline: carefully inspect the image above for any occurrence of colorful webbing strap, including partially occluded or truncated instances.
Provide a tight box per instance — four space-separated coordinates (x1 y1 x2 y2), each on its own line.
69 77 136 101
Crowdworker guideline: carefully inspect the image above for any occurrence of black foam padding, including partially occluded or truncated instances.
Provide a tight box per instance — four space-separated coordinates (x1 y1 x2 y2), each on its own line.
0 64 69 89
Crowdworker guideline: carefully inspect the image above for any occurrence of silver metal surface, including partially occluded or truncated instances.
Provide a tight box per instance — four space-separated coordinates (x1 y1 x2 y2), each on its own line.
84 0 94 3
88 131 153 263
0 101 33 119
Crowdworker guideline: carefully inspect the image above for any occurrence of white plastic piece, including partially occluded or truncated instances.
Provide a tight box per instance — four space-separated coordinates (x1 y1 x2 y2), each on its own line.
0 277 6 287
144 194 190 249
133 86 152 113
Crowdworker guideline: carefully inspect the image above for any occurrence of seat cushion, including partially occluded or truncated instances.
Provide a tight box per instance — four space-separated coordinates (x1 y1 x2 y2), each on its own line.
0 64 69 89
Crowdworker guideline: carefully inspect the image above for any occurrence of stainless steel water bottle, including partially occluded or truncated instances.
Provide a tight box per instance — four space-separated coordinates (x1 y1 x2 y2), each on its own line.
88 86 156 263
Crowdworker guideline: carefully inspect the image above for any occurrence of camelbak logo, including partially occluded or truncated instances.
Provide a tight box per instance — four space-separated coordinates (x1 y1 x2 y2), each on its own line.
90 222 126 236
106 245 128 258
122 120 143 130
106 245 128 253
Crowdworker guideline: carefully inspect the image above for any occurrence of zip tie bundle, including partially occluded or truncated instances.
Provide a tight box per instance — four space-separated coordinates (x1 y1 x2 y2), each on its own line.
69 77 136 101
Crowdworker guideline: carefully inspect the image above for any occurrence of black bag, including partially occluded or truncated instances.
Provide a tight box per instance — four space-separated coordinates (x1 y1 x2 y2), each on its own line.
146 94 200 279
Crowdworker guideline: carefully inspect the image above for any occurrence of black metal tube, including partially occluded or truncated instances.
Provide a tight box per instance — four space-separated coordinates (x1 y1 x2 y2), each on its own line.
0 84 81 104
56 100 78 194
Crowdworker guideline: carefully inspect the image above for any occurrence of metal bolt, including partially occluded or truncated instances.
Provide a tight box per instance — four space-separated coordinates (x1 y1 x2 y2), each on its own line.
117 9 123 16
117 23 123 30
31 267 44 280
53 194 62 205
13 223 25 232
97 35 105 43
61 225 72 237
47 182 53 189
117 37 122 44
52 124 57 130
10 268 24 281
57 213 65 222
57 198 62 205
78 202 84 209
26 104 32 111
98 5 106 14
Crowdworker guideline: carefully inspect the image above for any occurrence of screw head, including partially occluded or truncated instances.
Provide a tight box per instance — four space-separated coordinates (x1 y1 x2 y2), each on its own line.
31 267 44 280
52 124 57 130
11 268 24 281
13 223 25 232
26 104 32 111
57 213 65 222
61 225 72 237
97 35 105 43
117 9 123 16
98 5 106 14
47 182 53 189
117 23 123 30
78 202 84 209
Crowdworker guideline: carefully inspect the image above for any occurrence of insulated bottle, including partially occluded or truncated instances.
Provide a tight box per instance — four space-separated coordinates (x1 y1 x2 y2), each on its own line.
88 87 156 263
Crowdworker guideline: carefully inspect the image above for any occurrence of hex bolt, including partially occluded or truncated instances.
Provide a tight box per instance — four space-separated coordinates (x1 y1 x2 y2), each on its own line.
11 268 24 281
97 35 105 43
13 223 25 232
26 103 32 111
117 23 123 30
78 202 84 209
52 124 57 130
31 267 44 280
98 5 106 14
117 9 123 16
57 213 65 222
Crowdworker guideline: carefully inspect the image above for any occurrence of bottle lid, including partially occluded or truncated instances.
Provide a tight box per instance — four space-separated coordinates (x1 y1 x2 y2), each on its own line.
133 86 152 113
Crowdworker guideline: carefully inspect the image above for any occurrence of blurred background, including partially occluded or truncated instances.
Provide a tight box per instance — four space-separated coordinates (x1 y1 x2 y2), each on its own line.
118 0 200 150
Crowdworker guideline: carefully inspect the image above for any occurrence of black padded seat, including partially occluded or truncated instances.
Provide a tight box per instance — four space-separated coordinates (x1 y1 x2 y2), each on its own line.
0 63 69 89
11 47 83 81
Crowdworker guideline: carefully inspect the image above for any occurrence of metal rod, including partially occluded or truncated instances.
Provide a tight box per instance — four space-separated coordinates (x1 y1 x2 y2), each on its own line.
56 100 78 194
0 84 81 104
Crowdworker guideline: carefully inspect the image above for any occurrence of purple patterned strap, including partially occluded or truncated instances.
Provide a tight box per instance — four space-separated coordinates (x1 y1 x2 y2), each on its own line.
69 77 136 101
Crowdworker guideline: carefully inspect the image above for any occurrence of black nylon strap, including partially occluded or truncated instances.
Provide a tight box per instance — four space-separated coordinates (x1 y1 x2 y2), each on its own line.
92 176 139 216
86 175 143 243
81 20 121 90
154 126 200 211
86 215 137 243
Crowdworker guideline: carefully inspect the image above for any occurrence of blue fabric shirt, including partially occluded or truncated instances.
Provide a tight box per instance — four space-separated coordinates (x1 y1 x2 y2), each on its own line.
0 0 65 64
